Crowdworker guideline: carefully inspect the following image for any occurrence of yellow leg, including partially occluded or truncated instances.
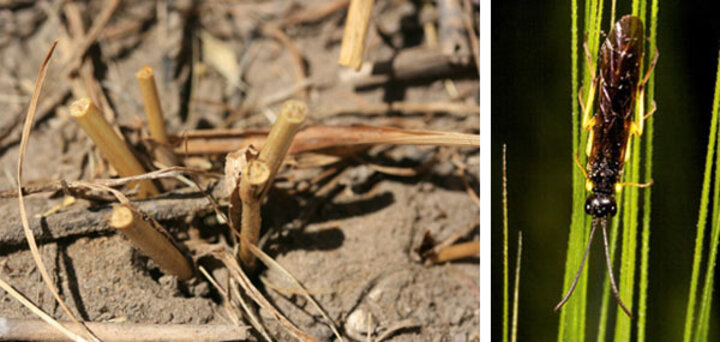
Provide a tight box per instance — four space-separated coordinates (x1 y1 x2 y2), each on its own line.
630 49 659 137
615 179 654 193
640 49 659 88
644 101 657 120
630 94 657 137
573 153 594 191
574 153 589 180
624 137 633 162
580 39 598 131
581 80 597 131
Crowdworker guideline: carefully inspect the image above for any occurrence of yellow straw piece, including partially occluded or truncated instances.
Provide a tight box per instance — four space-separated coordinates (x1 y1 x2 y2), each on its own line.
70 97 159 198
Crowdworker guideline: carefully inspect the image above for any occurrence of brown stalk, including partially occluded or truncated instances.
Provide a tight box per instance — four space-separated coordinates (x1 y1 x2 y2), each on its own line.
256 100 307 196
238 160 270 268
338 0 375 70
239 234 344 341
430 240 480 263
136 66 178 166
235 101 307 268
219 250 318 342
172 124 479 155
109 204 193 280
70 98 159 198
423 217 480 262
16 41 99 342
198 266 271 341
0 317 248 341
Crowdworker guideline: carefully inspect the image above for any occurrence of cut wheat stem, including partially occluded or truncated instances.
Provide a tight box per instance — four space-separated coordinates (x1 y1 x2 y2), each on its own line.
109 204 192 280
238 160 271 269
236 100 306 268
256 100 307 196
70 98 159 198
338 0 375 70
431 240 479 263
136 66 177 167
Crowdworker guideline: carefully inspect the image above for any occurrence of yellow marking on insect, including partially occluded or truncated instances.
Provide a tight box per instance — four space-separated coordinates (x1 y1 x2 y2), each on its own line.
624 137 632 162
581 92 596 130
586 129 595 157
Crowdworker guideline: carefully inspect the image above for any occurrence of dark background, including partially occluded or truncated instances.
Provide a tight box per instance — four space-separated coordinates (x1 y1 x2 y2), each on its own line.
492 1 720 341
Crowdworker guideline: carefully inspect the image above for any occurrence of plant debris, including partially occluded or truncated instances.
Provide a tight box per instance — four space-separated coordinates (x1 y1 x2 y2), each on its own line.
0 0 479 340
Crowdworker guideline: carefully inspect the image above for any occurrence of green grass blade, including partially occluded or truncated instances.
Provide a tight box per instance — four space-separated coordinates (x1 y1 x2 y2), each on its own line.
637 2 659 341
693 50 720 342
632 0 639 16
558 0 582 340
511 231 523 342
683 50 720 342
503 144 509 342
558 1 602 340
613 134 641 342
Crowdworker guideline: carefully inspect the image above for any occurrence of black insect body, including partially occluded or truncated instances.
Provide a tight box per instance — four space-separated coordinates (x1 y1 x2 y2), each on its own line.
555 15 657 319
585 15 645 218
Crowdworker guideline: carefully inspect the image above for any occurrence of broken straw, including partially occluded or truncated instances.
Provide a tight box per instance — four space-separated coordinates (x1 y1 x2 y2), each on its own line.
135 66 177 166
109 204 192 280
338 0 375 70
70 98 159 198
237 100 307 267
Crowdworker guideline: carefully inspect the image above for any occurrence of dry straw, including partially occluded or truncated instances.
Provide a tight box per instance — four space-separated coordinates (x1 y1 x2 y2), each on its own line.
0 317 248 341
109 204 193 280
136 66 177 166
238 160 271 267
237 100 307 267
70 97 159 198
431 241 480 263
338 0 375 70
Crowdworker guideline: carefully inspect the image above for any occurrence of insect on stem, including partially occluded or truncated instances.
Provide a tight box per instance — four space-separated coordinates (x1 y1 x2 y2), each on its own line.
559 14 654 319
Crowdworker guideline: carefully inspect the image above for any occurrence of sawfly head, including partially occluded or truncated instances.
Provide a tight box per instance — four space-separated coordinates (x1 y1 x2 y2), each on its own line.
585 192 617 217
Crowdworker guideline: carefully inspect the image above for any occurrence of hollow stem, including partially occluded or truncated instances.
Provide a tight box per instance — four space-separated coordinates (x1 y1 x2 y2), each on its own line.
135 66 177 167
70 98 158 198
338 0 375 70
431 240 480 263
109 204 192 280
238 160 270 268
255 100 307 197
236 100 307 268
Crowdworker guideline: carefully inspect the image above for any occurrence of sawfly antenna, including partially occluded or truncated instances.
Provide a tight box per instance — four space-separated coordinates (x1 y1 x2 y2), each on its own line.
554 218 598 312
600 216 633 318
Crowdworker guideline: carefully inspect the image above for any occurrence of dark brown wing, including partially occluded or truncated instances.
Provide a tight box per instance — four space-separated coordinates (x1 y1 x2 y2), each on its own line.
587 15 644 193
